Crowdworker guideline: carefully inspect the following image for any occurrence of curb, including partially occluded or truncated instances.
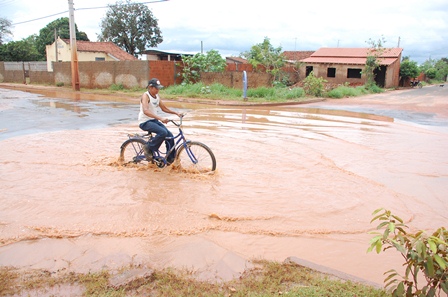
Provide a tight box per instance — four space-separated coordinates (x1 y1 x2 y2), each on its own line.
285 256 383 289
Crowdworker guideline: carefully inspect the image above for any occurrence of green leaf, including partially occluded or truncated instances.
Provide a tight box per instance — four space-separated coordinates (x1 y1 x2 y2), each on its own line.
425 256 435 277
440 281 448 294
427 287 435 297
385 278 398 289
433 254 447 270
371 212 386 223
384 271 398 283
396 282 405 296
372 207 384 215
377 221 390 229
392 241 406 254
391 214 404 223
428 239 437 253
376 240 383 253
389 222 396 233
369 235 382 243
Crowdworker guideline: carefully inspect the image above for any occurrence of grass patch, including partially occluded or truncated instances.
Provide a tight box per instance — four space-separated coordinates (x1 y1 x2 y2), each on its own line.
0 260 387 296
162 83 307 103
327 85 373 98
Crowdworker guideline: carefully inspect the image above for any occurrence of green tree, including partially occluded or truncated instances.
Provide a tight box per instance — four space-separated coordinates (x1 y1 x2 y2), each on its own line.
0 34 41 61
0 17 12 46
180 49 227 84
400 58 420 80
368 208 448 297
99 0 162 57
434 58 448 81
241 37 285 82
35 17 89 60
419 58 436 75
425 68 437 80
364 36 386 88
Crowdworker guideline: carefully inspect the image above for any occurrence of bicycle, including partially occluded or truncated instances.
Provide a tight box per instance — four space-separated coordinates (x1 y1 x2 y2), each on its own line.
119 115 216 173
410 79 423 88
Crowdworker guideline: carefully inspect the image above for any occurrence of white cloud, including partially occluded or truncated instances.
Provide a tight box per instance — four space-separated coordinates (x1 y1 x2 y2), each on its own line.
1 0 447 64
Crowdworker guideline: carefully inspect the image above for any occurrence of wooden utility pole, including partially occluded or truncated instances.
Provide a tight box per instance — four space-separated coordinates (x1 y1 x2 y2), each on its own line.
54 28 58 63
68 0 80 91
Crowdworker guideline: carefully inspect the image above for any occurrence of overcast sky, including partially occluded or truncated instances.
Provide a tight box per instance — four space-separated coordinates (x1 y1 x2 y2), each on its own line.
1 0 447 64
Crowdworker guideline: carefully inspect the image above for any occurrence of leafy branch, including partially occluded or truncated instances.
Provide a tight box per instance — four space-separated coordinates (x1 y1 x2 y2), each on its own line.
368 208 448 297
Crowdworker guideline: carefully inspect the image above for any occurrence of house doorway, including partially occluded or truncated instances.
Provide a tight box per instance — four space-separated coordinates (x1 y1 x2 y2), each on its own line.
306 66 314 77
374 65 386 87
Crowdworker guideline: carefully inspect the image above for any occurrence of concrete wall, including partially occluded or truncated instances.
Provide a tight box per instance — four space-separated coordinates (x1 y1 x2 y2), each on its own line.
0 59 400 89
0 60 181 88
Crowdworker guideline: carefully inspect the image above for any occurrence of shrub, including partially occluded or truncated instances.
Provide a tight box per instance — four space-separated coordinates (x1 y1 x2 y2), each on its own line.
368 208 448 297
302 72 326 97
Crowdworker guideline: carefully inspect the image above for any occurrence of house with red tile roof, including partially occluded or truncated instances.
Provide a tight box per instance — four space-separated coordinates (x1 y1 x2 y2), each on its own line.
283 51 315 62
299 47 403 88
45 37 138 71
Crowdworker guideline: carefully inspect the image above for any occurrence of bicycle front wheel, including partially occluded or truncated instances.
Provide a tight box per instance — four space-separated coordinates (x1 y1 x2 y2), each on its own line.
176 141 216 173
119 138 148 165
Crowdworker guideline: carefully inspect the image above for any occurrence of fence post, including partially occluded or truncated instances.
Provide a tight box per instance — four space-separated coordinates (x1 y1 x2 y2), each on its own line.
22 62 26 84
243 71 248 101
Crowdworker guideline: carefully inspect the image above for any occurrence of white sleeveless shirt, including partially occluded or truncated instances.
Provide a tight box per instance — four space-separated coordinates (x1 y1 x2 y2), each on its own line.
138 91 161 123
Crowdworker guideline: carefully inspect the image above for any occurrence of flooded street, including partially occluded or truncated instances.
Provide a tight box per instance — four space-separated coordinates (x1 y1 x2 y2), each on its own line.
0 84 447 286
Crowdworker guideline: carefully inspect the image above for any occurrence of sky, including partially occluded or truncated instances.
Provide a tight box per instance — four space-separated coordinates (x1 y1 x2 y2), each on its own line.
1 0 447 64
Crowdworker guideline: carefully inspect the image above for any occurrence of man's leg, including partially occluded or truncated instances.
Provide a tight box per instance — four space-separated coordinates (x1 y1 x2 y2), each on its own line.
165 129 176 163
139 120 168 158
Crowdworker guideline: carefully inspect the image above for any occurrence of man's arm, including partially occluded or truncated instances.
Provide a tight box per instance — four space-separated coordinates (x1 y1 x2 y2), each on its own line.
159 100 181 117
142 94 164 121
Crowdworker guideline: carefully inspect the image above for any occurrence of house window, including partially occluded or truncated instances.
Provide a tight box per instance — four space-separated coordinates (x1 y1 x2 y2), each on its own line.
347 68 362 78
95 57 105 61
327 67 336 78
306 66 313 77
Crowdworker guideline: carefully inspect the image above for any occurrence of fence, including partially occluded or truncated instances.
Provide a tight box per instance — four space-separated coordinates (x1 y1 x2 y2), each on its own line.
0 60 299 89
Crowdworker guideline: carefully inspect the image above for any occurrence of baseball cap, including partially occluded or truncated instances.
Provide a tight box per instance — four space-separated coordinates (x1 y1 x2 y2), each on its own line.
147 78 163 89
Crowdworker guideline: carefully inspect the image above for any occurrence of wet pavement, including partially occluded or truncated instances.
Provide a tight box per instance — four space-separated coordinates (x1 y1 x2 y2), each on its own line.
0 84 447 287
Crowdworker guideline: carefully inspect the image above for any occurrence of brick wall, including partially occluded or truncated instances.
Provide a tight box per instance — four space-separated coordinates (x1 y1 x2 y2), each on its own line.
1 60 301 89
201 72 273 89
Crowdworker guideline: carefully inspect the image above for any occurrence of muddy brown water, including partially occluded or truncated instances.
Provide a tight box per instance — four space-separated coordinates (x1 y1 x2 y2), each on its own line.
0 85 447 286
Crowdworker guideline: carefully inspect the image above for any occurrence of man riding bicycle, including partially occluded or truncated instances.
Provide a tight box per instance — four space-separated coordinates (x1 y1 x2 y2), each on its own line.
138 78 181 163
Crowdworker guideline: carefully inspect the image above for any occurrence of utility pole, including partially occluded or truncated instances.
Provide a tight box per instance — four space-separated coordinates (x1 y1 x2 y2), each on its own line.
68 0 80 91
397 36 401 48
54 28 58 63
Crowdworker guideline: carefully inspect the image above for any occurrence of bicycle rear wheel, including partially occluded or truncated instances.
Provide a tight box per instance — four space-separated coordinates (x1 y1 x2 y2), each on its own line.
119 138 148 165
176 141 216 173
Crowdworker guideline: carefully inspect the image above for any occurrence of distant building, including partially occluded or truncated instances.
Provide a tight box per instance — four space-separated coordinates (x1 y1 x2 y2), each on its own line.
300 47 403 88
46 37 137 71
282 51 315 63
140 49 192 61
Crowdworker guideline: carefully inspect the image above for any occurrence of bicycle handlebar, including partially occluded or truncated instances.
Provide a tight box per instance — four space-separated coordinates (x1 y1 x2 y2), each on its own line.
169 114 185 127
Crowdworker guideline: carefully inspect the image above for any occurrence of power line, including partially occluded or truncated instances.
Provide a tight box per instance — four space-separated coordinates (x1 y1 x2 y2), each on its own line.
11 0 168 26
12 11 68 26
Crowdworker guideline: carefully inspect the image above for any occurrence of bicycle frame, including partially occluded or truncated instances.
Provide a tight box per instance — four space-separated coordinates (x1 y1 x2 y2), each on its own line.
146 116 196 166
121 115 216 170
155 125 188 159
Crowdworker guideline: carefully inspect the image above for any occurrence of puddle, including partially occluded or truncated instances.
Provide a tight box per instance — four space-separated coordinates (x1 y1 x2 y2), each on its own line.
1 86 447 286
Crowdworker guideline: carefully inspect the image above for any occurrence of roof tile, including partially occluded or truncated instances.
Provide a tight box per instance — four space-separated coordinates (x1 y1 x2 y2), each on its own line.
62 39 138 61
302 47 402 65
